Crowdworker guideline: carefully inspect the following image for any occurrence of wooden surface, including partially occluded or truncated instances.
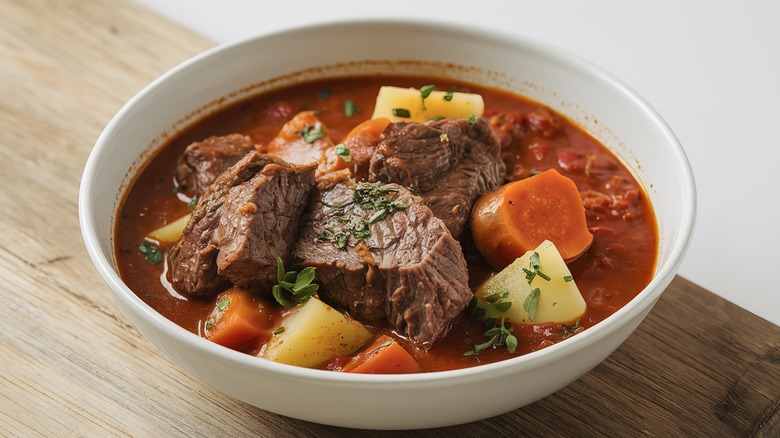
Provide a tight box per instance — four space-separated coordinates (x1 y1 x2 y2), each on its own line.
0 0 778 436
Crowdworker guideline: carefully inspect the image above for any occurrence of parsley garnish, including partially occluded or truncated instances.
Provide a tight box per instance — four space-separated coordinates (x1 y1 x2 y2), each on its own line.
344 99 357 117
167 186 182 195
335 144 352 162
564 275 573 282
145 294 156 299
217 298 230 311
297 122 326 143
137 242 162 265
273 326 285 335
392 108 411 118
468 113 477 125
272 257 319 308
205 321 213 330
443 91 454 102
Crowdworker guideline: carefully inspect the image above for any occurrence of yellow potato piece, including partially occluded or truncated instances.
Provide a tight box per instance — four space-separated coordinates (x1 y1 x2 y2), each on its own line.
262 297 372 368
371 86 484 123
476 240 586 324
145 213 191 244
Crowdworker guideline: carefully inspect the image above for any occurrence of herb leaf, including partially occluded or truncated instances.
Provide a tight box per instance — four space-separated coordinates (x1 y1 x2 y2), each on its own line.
524 288 541 321
297 122 326 143
465 292 516 357
187 195 199 210
443 91 454 102
272 257 319 308
420 84 435 99
344 99 357 117
273 326 285 335
335 143 352 162
392 108 411 118
138 242 162 265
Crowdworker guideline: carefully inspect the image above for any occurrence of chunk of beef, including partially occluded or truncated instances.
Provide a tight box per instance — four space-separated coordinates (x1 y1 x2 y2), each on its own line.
293 182 472 348
368 118 504 238
176 134 255 196
168 151 316 297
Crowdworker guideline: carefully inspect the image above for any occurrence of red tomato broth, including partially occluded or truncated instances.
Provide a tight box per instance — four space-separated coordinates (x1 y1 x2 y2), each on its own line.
115 75 657 372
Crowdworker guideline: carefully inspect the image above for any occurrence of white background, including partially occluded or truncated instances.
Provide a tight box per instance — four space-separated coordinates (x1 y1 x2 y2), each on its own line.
136 0 780 326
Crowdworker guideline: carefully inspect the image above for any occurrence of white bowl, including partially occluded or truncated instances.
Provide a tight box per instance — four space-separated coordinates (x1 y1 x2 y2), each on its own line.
79 20 695 429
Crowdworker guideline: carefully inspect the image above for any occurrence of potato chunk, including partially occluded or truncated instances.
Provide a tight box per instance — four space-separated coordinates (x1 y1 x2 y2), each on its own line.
261 297 372 368
145 213 191 244
476 240 586 324
371 86 484 123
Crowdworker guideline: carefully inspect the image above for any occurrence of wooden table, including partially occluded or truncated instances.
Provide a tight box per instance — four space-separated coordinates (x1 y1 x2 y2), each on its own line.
1 0 778 436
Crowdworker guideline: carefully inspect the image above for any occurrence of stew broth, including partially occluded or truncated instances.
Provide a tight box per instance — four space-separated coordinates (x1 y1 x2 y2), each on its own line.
115 75 657 372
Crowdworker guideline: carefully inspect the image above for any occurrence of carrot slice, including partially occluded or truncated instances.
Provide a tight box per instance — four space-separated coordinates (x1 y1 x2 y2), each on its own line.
204 288 274 352
342 335 421 374
470 168 593 270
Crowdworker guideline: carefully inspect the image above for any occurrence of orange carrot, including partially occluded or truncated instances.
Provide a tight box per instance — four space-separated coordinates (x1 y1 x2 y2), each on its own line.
470 168 593 270
342 335 421 374
204 288 274 352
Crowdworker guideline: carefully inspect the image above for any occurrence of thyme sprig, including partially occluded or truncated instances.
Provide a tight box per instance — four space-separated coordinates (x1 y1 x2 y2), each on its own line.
465 291 518 357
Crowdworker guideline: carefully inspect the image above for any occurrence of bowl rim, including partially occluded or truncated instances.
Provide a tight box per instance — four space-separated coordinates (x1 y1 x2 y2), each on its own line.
78 18 696 385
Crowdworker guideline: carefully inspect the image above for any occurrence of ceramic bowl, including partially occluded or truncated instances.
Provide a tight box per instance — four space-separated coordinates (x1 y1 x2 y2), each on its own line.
79 20 695 429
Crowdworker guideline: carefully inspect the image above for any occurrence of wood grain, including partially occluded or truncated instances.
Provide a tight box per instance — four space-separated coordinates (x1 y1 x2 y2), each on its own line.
0 0 777 436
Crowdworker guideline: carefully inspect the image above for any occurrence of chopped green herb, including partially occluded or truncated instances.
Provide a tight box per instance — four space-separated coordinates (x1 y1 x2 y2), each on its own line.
316 182 408 249
145 294 156 299
137 242 162 265
272 257 319 308
564 275 573 282
167 186 182 195
217 298 230 311
187 195 199 210
420 84 435 99
468 113 476 125
318 88 330 100
273 326 285 335
297 122 326 143
392 108 411 118
335 143 352 162
523 288 541 321
530 252 541 271
205 321 213 330
344 99 357 117
354 228 371 239
536 271 551 281
429 116 446 121
443 91 454 102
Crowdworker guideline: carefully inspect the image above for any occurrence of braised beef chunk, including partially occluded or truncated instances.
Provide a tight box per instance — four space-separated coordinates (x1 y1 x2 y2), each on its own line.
369 118 505 238
176 134 255 195
168 151 316 297
293 182 472 347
